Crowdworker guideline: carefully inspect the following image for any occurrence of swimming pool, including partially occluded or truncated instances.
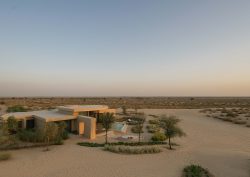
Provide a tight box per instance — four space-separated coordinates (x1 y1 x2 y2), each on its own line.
113 122 127 133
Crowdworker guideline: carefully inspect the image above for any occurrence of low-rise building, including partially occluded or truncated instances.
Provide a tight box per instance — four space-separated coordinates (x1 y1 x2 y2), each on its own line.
0 105 115 139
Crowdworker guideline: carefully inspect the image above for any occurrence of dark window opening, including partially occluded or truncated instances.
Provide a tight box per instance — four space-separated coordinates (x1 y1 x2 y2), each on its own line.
26 119 35 129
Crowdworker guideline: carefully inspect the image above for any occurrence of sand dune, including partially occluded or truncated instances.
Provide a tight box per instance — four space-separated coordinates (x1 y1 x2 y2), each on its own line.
1 109 249 177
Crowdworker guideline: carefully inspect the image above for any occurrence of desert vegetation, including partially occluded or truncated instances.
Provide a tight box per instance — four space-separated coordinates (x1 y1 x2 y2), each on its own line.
77 141 167 147
7 105 29 113
159 115 186 149
182 164 214 177
151 132 167 141
1 97 250 111
104 145 162 154
147 119 160 133
99 112 115 144
130 113 145 142
0 117 69 150
200 108 250 127
0 152 11 161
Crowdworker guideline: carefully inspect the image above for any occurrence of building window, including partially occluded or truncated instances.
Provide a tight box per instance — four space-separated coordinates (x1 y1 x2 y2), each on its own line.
18 121 22 129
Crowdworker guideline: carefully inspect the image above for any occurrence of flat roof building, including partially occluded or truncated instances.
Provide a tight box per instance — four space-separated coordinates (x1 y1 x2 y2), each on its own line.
1 105 115 139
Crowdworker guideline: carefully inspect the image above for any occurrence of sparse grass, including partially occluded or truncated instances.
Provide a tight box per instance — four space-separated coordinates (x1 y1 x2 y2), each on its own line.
182 164 214 177
0 153 11 161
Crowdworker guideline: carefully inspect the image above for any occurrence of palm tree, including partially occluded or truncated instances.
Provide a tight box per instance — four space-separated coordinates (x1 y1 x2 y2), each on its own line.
160 115 185 149
132 113 145 143
100 112 115 144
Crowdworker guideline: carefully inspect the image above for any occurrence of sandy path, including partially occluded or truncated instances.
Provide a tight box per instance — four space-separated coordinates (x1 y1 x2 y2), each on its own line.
1 109 249 177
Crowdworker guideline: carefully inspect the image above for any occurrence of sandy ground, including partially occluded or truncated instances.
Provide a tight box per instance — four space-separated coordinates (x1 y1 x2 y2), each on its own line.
1 109 250 177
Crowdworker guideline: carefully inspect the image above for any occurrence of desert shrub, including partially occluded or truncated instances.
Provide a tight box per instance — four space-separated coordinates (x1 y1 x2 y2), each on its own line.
200 109 212 113
54 136 63 145
182 164 214 177
57 122 69 140
77 141 167 147
0 153 11 161
131 125 144 133
7 105 28 113
147 124 160 133
6 116 18 134
148 119 159 124
18 129 44 143
61 130 69 140
0 136 10 145
221 117 233 122
148 114 159 118
226 111 238 118
104 145 162 154
232 119 247 125
77 142 105 147
151 132 166 141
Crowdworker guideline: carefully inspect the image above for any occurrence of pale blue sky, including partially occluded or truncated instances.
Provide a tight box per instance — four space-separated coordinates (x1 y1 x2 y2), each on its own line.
0 0 250 96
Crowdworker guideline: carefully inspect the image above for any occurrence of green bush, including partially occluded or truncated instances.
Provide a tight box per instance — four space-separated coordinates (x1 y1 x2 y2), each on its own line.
151 132 166 141
18 129 44 143
104 145 161 154
182 164 214 177
0 153 11 161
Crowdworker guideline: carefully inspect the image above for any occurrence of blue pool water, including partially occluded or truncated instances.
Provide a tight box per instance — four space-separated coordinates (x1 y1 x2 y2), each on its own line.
113 122 127 132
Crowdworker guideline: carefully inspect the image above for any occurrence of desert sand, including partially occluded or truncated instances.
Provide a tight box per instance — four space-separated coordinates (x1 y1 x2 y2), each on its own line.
1 109 250 177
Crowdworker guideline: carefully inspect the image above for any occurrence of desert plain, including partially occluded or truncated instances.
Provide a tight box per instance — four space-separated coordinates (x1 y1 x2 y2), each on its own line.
1 108 249 177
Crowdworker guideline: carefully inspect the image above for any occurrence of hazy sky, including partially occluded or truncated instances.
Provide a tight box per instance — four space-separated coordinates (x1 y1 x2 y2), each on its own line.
0 1 250 97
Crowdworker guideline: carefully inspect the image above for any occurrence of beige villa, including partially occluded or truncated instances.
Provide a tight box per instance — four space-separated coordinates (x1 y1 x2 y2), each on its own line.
0 105 115 139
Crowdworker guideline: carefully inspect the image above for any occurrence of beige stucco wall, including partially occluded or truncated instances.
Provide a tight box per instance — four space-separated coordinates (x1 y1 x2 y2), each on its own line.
77 116 96 139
